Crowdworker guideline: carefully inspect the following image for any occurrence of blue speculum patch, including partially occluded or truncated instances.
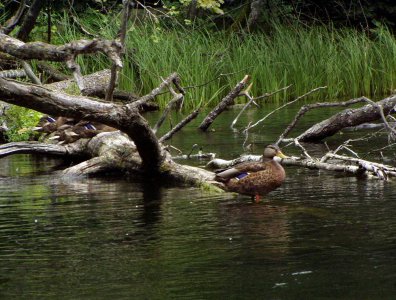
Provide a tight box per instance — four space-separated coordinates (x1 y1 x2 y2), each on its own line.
236 172 249 180
84 123 97 130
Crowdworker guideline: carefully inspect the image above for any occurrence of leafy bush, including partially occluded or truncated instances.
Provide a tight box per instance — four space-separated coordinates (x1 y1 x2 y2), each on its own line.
1 106 42 142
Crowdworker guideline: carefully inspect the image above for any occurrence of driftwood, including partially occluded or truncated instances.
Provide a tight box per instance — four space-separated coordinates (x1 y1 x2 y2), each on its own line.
0 69 26 79
37 62 70 82
281 95 396 142
0 75 221 190
105 0 132 102
44 69 152 108
0 32 122 91
207 153 396 180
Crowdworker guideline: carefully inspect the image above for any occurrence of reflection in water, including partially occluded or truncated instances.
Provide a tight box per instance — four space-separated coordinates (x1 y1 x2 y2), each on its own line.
1 105 396 298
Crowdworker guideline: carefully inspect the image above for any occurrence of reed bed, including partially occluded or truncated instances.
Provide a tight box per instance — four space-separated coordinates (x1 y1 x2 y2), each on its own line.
55 12 396 109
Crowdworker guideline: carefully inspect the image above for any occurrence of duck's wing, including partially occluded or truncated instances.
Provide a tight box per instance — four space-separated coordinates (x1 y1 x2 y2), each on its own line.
215 162 267 180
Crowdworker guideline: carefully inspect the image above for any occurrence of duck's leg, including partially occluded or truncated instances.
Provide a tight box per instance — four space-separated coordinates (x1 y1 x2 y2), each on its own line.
254 194 261 203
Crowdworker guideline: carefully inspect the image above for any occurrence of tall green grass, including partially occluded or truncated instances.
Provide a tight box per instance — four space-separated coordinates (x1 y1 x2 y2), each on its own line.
54 12 396 109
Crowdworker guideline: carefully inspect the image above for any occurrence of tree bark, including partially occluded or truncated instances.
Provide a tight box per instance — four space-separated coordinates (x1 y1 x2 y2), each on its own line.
0 33 122 67
16 0 46 41
0 77 163 172
199 75 250 131
294 95 396 142
247 0 265 31
1 0 27 35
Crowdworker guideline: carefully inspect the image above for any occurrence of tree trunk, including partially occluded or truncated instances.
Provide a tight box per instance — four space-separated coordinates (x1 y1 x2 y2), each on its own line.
16 0 46 41
247 0 265 31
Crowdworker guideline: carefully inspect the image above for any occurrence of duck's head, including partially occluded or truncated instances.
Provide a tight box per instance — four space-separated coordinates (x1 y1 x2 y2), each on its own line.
263 144 288 160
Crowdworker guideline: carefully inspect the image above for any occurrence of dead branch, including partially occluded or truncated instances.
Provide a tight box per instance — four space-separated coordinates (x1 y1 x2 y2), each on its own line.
0 33 122 67
0 69 26 78
246 86 327 133
36 62 71 82
153 83 184 133
130 73 181 108
0 140 83 158
231 84 292 129
283 95 396 143
277 97 389 144
199 75 250 131
106 0 132 101
16 0 46 42
159 109 200 142
21 60 41 84
1 0 27 35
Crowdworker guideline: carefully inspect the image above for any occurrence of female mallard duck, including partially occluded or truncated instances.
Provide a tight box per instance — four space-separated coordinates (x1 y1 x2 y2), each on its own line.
215 144 287 200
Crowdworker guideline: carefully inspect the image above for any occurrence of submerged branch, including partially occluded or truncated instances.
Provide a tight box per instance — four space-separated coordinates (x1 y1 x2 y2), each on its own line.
159 109 200 142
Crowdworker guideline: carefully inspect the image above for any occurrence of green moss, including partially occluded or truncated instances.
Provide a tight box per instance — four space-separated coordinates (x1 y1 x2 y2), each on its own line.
200 181 225 194
63 82 81 96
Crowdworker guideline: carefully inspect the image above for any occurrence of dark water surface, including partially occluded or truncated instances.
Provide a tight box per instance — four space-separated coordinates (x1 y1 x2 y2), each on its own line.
1 106 396 299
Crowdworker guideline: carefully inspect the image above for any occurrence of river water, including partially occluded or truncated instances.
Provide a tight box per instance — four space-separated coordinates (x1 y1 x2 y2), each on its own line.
1 106 396 299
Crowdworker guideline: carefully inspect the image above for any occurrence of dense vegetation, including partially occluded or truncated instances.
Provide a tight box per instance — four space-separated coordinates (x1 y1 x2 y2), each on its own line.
50 8 396 109
1 0 396 140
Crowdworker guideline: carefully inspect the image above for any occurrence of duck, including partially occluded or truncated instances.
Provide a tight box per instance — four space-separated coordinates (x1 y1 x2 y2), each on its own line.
34 116 75 134
52 121 117 144
215 144 287 201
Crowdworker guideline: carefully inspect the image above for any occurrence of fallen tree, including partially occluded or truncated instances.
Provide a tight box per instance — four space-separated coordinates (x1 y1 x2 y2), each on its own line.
278 95 396 143
1 0 395 194
0 74 220 188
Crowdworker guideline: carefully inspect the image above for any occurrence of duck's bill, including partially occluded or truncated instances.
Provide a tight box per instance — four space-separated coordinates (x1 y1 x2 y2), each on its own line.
276 151 289 159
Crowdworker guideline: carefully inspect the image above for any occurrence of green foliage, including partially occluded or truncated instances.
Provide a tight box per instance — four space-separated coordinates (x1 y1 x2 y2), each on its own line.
1 106 42 142
164 0 225 15
48 10 396 111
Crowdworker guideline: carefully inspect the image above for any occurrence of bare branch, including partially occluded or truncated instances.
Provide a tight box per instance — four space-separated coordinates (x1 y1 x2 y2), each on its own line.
231 84 292 129
128 72 180 109
281 95 396 143
106 0 132 101
278 97 382 144
153 83 184 133
21 60 41 84
0 141 70 158
241 86 326 144
159 109 200 142
199 75 251 131
0 69 26 78
1 0 27 35
0 33 123 67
